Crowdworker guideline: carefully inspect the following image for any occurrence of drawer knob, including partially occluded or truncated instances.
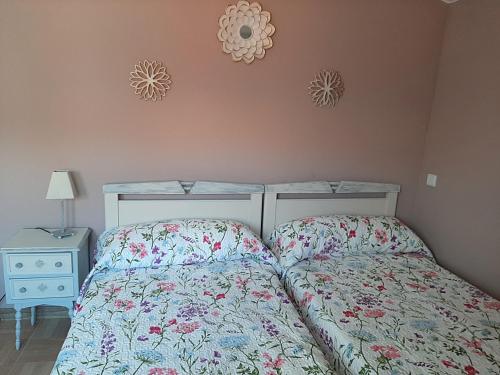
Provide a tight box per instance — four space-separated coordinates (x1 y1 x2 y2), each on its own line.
55 261 63 268
38 283 48 292
15 262 23 269
35 259 45 268
57 285 65 291
19 287 27 293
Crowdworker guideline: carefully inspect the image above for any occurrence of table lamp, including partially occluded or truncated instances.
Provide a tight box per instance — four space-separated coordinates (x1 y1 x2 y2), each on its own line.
46 170 77 238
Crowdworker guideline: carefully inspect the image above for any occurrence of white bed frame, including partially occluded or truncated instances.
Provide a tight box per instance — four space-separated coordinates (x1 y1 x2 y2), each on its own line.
103 181 264 236
262 181 400 243
102 180 400 243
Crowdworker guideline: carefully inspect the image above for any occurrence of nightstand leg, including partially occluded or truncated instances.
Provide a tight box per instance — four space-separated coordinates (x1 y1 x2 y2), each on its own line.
30 306 36 326
67 303 74 319
15 307 21 350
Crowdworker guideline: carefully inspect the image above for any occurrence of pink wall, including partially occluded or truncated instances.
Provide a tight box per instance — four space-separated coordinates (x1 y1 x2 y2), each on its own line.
413 0 500 298
0 2 447 247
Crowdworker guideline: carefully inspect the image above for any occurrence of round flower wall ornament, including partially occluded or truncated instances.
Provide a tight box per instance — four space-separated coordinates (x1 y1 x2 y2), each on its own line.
130 60 172 101
217 1 275 64
309 70 345 108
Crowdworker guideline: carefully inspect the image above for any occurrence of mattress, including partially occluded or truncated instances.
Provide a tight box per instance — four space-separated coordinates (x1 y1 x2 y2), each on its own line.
51 259 334 374
282 253 500 375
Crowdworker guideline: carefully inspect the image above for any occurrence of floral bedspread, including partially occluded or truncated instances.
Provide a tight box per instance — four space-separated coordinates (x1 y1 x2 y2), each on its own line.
51 259 334 375
282 253 500 375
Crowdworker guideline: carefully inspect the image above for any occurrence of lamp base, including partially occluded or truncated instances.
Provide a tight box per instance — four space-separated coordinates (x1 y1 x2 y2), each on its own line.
50 229 75 239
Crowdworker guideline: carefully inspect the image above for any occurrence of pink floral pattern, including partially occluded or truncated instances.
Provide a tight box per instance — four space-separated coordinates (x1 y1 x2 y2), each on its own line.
269 215 433 270
94 219 275 270
281 253 500 374
52 259 333 374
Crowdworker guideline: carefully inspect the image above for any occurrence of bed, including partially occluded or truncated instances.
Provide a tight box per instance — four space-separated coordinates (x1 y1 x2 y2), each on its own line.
51 181 334 375
263 181 500 375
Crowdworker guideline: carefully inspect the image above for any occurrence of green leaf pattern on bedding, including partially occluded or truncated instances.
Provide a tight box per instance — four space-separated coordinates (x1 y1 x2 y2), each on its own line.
269 216 433 270
52 260 334 375
282 253 500 375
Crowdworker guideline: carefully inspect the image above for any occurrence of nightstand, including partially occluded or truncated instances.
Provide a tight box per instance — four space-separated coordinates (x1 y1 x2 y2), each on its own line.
1 228 90 350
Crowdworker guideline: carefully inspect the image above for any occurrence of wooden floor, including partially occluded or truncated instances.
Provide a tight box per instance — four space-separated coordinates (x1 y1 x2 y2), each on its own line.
0 318 69 375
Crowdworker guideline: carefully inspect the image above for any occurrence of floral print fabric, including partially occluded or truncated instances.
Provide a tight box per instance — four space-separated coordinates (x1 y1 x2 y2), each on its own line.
94 219 275 270
282 253 500 375
269 216 432 270
51 259 334 375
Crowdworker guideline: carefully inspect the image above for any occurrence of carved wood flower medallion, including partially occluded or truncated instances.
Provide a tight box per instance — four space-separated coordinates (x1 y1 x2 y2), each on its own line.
309 70 345 108
130 60 172 101
217 1 275 64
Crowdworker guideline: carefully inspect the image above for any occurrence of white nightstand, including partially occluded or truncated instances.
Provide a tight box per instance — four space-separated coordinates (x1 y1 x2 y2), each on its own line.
1 228 90 350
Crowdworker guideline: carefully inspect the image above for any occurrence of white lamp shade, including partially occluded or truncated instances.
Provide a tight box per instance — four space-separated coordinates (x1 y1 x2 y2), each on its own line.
46 170 77 200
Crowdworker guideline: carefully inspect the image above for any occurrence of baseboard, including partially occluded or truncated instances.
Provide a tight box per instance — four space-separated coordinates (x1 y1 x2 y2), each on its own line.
0 305 70 320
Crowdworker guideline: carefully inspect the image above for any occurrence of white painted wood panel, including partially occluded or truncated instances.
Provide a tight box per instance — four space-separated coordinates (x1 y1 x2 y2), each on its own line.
1 228 90 250
275 198 392 223
262 181 400 244
262 197 393 242
103 181 265 236
10 277 73 299
265 181 400 194
8 253 72 275
336 181 400 193
103 180 264 195
104 193 119 229
118 198 262 235
103 181 185 194
190 181 264 194
265 181 334 194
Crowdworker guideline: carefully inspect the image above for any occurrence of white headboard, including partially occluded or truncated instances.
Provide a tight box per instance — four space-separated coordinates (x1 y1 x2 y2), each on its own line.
103 181 264 236
262 181 400 243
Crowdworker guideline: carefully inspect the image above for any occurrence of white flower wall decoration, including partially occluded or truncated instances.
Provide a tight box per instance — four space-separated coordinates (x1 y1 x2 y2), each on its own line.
217 1 275 64
309 70 345 108
130 60 172 101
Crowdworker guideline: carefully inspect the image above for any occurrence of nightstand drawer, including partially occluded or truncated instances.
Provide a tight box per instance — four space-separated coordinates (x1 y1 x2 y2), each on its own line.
10 277 74 299
7 253 72 275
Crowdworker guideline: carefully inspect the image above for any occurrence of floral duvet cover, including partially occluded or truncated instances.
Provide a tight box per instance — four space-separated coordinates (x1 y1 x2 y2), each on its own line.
282 253 500 375
51 259 334 375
